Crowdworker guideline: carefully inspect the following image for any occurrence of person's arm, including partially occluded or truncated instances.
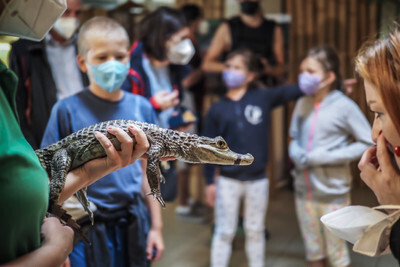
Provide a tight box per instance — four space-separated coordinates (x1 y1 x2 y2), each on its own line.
288 100 307 170
201 22 231 73
59 125 149 203
262 25 286 77
269 84 304 108
1 217 74 267
141 159 164 262
182 68 203 89
307 102 373 167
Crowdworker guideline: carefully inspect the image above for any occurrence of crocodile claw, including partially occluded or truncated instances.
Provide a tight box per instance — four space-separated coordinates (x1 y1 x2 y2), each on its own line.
159 175 166 184
146 189 166 208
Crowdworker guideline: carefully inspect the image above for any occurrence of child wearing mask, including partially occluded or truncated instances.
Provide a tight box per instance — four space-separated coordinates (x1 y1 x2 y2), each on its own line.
41 17 164 266
203 48 312 267
288 45 373 267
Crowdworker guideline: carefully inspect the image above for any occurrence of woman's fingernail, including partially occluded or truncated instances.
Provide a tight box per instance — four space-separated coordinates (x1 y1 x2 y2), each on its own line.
379 130 382 135
129 124 139 131
394 146 400 157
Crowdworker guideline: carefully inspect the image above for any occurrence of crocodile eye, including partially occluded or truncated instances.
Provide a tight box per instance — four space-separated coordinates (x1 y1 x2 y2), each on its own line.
216 140 227 149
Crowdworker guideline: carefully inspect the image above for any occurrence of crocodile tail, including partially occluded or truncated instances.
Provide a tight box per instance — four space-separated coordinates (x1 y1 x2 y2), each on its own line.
49 204 91 245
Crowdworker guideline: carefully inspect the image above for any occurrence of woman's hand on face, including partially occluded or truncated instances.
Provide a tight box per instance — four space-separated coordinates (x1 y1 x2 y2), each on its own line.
153 90 180 111
358 133 400 205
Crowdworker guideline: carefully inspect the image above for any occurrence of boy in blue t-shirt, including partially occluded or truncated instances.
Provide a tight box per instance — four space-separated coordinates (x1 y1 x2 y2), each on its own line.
41 17 164 266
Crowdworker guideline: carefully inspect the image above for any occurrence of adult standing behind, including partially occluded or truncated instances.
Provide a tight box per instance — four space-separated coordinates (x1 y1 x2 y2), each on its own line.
9 0 87 149
355 28 400 263
121 6 195 129
201 0 286 86
173 3 208 222
0 0 150 265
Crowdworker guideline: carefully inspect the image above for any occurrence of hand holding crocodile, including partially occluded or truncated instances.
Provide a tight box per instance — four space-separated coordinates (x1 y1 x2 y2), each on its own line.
36 120 254 242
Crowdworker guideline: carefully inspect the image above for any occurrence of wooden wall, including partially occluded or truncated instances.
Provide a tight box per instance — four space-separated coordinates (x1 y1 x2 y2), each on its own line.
175 0 224 19
284 0 379 120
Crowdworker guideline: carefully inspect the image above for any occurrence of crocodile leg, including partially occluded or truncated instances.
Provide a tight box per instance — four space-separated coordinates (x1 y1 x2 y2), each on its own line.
49 149 90 244
49 149 72 210
145 154 166 207
75 187 94 225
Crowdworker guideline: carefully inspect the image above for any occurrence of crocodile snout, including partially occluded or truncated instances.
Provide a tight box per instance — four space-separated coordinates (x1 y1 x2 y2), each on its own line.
234 153 254 165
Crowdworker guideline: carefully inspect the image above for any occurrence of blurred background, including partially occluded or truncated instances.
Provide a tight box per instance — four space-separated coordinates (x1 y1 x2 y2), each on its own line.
3 0 400 266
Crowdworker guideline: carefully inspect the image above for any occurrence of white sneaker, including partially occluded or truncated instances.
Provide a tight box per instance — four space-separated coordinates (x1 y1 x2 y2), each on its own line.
175 205 191 215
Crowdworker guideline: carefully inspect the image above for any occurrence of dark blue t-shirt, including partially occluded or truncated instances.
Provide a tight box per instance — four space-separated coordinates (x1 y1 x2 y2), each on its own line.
41 89 157 212
203 85 302 184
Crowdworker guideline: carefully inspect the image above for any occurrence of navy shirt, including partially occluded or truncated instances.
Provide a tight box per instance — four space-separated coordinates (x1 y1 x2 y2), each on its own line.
203 85 302 184
41 89 157 212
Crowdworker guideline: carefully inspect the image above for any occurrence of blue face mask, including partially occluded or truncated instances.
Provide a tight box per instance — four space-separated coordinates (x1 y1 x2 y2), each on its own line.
89 60 130 92
222 70 246 89
298 73 322 95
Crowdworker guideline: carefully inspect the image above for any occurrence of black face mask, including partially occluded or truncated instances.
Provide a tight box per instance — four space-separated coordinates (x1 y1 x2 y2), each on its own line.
240 1 260 15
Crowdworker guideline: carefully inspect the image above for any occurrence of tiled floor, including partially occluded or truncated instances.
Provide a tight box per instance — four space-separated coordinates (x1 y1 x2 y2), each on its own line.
153 182 399 267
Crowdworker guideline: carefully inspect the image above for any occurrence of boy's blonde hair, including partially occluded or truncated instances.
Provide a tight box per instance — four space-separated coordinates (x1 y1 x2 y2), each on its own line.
77 16 130 57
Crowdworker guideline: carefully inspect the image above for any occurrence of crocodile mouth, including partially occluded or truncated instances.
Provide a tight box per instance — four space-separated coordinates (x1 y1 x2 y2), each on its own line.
194 140 254 166
198 148 254 165
234 153 254 165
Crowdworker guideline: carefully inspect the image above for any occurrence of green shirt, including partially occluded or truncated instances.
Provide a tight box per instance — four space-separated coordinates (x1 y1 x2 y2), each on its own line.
0 61 48 263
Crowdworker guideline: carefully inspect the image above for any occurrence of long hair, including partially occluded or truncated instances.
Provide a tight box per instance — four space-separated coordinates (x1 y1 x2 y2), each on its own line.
138 7 187 61
355 28 400 134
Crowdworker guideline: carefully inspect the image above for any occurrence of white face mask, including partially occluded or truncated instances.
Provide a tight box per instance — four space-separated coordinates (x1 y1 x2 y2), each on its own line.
0 0 67 41
322 205 400 257
167 38 195 65
52 17 79 40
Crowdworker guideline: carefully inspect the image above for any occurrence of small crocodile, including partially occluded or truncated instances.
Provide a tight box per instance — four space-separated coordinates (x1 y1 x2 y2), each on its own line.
35 119 254 241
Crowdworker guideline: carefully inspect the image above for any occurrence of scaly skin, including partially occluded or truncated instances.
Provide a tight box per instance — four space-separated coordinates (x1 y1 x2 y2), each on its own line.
35 119 254 241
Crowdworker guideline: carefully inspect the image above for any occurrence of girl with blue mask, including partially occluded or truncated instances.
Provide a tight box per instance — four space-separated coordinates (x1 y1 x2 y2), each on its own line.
289 45 373 267
204 48 307 267
222 50 256 95
297 50 340 97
